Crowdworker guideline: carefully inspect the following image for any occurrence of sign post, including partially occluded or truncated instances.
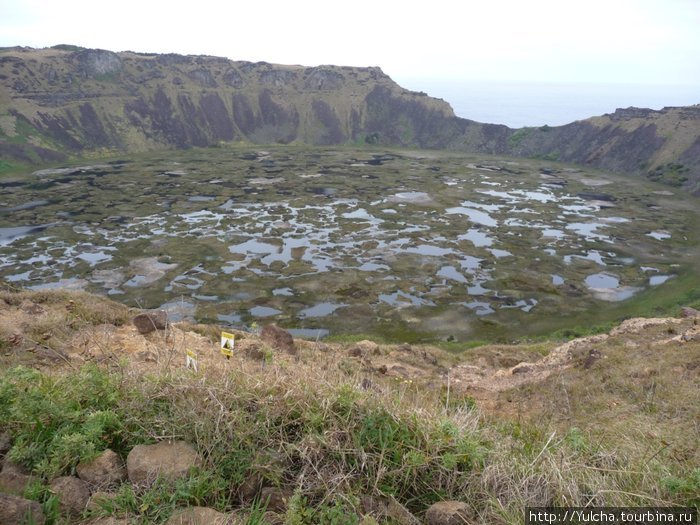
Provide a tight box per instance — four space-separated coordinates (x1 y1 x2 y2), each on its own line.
185 349 198 372
220 331 235 359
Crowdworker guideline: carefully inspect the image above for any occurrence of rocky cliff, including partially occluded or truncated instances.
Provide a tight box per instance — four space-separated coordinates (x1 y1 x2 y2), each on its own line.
0 46 504 157
509 105 700 193
1 46 699 193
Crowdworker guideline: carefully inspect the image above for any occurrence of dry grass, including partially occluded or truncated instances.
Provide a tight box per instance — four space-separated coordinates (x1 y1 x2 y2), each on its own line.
0 287 698 523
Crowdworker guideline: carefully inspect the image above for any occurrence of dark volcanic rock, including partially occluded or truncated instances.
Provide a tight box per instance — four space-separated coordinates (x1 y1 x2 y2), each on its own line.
76 448 127 487
49 476 91 515
73 48 122 77
132 310 168 334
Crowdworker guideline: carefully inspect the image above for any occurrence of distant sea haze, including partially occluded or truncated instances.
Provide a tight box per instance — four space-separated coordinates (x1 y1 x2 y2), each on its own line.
400 80 700 128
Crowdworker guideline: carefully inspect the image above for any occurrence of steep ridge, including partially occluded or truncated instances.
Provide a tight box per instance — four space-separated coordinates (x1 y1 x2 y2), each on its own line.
0 46 504 158
1 46 699 193
510 105 700 194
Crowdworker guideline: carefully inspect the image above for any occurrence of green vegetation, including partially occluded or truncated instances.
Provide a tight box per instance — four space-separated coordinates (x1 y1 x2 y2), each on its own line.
507 127 533 148
647 163 690 187
3 146 698 345
0 159 22 174
0 286 697 523
0 345 696 524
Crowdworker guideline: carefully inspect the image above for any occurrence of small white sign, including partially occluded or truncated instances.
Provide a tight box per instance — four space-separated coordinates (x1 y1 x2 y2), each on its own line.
185 349 198 372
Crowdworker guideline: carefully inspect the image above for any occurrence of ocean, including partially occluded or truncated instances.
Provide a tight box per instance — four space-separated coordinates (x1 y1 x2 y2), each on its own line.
395 79 700 128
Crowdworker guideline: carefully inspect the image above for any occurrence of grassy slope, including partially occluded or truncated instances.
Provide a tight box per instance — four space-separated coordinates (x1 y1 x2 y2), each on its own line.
0 285 697 524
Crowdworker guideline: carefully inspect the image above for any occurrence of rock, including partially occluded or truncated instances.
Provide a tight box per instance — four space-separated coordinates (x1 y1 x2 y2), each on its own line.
426 501 472 525
0 432 11 456
360 496 419 525
359 340 380 354
680 306 700 318
348 346 363 357
49 476 91 515
421 349 439 365
126 441 201 485
0 459 37 495
582 349 602 369
512 363 533 374
386 497 419 525
260 325 295 354
304 67 345 90
132 310 168 334
349 340 380 357
243 343 265 361
260 487 294 512
0 493 45 525
238 473 262 501
2 456 29 474
187 69 218 88
681 327 700 342
77 449 127 488
74 49 123 77
165 506 231 524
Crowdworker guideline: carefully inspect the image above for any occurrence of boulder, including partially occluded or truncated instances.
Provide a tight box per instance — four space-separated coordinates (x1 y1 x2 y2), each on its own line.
425 501 471 525
0 493 45 525
126 441 201 485
385 497 420 525
75 49 123 77
238 473 262 501
0 459 36 495
511 363 534 374
360 495 419 525
260 487 294 512
681 327 700 342
260 325 296 354
680 306 700 318
348 340 380 357
49 476 91 515
77 448 127 488
132 310 168 334
165 506 231 524
348 346 363 357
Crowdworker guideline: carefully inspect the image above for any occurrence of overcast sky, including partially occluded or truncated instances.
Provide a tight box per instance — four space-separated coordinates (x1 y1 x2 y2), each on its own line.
1 0 698 88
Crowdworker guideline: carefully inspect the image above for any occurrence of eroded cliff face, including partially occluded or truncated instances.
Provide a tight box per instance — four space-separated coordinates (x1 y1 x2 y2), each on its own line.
0 46 458 158
1 46 699 193
509 106 700 194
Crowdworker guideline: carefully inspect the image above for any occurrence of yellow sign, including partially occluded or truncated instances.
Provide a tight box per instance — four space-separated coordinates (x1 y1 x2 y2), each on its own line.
220 332 235 358
185 349 198 372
